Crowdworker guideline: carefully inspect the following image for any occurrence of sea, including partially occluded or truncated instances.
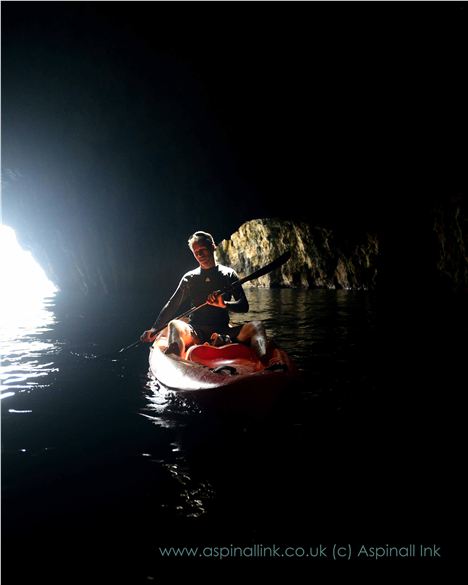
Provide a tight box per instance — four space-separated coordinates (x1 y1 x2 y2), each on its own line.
1 287 456 581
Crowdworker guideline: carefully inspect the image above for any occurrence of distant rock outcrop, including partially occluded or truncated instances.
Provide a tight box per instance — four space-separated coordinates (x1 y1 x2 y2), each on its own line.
433 195 467 293
215 219 379 290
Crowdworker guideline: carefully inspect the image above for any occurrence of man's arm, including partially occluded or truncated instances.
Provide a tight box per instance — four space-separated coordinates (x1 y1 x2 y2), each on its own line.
140 275 191 343
151 276 190 329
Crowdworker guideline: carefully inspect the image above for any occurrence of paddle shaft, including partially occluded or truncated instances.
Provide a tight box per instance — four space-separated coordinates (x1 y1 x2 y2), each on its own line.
118 250 291 353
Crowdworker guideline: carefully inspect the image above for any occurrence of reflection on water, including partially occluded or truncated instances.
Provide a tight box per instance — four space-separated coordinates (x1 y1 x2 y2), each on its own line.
232 288 375 370
162 458 215 519
0 293 59 398
142 374 204 426
141 378 216 518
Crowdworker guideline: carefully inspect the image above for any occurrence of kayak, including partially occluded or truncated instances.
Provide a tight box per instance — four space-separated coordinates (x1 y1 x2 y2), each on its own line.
149 328 297 412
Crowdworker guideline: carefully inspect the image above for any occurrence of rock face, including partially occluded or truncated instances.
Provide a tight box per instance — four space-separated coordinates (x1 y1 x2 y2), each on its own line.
433 195 467 293
215 219 379 290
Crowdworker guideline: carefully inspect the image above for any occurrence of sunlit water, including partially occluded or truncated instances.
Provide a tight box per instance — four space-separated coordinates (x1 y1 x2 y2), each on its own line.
0 224 59 399
0 294 59 399
2 288 379 581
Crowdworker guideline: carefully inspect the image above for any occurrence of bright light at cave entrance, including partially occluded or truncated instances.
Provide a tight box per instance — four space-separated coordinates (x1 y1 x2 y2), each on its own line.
0 225 57 318
0 225 58 397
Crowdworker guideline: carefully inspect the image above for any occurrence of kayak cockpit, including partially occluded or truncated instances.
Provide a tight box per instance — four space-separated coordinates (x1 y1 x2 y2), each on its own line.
186 343 264 375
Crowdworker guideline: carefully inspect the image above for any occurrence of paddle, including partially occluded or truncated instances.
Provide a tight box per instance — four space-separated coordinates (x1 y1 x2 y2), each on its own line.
116 250 291 354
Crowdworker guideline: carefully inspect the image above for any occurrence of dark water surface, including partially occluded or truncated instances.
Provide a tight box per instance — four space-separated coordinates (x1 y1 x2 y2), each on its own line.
1 288 457 581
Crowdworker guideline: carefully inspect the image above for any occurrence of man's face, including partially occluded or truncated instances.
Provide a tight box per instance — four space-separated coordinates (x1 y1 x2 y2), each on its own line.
192 240 215 269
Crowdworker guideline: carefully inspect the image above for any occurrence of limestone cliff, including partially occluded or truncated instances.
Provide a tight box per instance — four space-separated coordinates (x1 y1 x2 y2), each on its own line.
215 219 379 290
433 195 467 293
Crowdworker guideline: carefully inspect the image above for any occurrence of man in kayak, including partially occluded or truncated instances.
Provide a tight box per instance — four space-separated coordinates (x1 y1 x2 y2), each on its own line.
140 230 268 359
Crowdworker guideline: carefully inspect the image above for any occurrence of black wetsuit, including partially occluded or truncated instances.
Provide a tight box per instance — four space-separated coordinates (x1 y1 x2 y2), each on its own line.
152 264 249 342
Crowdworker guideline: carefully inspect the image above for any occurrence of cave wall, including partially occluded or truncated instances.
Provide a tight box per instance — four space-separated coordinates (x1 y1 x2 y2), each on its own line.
433 194 467 294
215 219 379 290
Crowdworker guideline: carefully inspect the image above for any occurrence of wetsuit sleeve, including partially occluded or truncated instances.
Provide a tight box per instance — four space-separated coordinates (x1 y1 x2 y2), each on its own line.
152 276 190 330
224 270 249 313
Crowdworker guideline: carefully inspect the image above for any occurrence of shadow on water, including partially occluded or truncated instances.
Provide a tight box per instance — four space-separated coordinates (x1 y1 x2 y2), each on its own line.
2 287 457 581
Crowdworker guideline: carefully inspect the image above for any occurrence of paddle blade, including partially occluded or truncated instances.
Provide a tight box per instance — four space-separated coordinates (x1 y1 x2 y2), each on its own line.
235 250 291 286
118 339 142 353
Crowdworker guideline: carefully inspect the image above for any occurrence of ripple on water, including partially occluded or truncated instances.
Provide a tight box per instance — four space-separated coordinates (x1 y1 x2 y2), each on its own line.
1 291 59 399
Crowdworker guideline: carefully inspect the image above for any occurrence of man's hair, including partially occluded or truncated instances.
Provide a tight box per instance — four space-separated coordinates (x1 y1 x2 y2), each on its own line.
188 231 216 251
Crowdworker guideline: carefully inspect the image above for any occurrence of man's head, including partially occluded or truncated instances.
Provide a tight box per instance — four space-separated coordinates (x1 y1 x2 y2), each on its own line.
188 231 216 269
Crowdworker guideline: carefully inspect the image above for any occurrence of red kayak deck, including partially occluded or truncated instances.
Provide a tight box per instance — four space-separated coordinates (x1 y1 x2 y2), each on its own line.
185 343 264 375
